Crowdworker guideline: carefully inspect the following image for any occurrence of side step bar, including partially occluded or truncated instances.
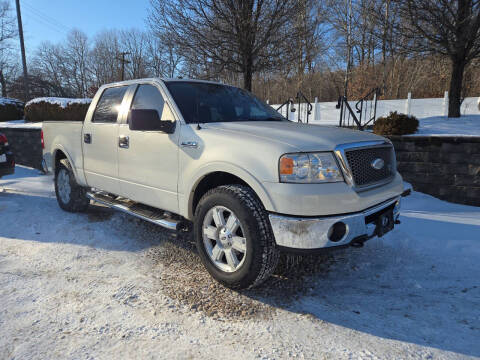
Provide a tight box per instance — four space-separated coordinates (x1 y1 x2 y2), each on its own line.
86 192 180 231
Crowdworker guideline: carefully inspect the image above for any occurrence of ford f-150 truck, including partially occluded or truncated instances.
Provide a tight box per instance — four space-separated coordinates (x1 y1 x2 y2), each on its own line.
43 78 404 289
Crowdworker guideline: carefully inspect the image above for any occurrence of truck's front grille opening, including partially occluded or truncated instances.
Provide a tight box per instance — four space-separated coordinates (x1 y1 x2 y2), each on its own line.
345 146 395 187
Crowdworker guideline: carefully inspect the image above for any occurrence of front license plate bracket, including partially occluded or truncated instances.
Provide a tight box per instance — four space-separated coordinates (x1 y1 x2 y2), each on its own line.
375 209 394 237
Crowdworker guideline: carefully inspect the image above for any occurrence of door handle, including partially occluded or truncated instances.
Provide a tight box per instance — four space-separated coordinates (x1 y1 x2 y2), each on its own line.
181 141 198 149
84 133 91 144
119 135 129 149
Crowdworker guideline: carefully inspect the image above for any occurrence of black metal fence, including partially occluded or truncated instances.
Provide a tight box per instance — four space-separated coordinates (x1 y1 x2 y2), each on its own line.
337 88 379 130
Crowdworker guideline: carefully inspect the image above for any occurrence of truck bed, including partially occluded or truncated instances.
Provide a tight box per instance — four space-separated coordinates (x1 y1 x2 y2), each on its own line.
42 121 84 182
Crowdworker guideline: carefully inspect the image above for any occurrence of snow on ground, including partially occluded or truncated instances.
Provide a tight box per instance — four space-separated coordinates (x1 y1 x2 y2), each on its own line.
26 97 91 108
1 167 479 359
408 115 480 136
274 97 480 136
0 97 23 106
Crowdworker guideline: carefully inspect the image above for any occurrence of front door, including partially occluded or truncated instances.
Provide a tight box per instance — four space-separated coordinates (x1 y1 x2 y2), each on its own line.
117 83 180 213
82 85 129 195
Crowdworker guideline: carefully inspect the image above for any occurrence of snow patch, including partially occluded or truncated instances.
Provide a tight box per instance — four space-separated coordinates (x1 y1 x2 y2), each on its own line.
273 96 480 136
26 97 91 108
0 166 478 358
0 97 23 106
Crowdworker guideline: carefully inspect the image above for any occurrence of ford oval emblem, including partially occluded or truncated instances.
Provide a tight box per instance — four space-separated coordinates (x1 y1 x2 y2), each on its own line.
371 158 385 170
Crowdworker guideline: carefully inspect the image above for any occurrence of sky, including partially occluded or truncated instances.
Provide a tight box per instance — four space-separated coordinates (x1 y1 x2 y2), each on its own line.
19 0 150 55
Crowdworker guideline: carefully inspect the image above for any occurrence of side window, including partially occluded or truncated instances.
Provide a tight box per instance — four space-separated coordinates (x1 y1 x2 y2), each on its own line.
129 84 175 123
92 86 128 123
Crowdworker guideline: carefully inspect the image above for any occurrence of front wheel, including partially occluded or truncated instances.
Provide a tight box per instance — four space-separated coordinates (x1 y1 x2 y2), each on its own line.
194 185 279 289
55 159 89 212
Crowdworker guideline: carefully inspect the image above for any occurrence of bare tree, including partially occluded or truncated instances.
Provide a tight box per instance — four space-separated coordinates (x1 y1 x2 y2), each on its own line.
119 29 150 79
0 1 17 97
397 0 480 117
148 0 299 91
146 31 183 78
90 30 121 86
32 42 72 96
65 30 91 97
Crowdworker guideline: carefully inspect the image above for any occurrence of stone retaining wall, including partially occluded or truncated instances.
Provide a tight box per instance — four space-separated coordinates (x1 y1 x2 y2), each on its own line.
1 127 479 207
388 136 480 206
1 128 43 171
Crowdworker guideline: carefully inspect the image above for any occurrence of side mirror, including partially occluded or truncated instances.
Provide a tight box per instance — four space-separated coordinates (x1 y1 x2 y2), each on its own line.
128 109 176 134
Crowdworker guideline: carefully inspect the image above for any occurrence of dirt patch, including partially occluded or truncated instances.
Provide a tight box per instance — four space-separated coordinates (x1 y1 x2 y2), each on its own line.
146 231 337 320
86 205 114 223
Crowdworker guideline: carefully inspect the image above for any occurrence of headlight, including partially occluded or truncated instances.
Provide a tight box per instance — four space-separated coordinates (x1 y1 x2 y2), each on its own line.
279 152 344 183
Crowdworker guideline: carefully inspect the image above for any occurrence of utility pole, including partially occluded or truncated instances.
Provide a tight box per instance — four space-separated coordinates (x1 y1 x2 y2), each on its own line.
343 0 353 99
117 52 131 81
15 0 29 101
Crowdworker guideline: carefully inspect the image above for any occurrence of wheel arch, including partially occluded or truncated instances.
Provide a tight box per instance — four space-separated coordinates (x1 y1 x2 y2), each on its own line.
185 166 275 220
52 146 79 182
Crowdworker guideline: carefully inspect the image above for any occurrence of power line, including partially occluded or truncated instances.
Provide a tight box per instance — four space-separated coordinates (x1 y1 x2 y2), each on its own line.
22 0 71 34
22 7 69 36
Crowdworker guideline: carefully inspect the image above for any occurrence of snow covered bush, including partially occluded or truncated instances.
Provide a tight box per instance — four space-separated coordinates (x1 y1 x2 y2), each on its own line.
0 98 24 122
373 111 419 135
24 97 91 122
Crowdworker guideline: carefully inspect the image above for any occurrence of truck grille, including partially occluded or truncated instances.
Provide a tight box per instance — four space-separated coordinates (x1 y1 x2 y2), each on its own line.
344 146 395 187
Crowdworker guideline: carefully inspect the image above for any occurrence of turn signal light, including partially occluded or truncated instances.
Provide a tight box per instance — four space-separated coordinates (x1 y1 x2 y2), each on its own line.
279 157 294 175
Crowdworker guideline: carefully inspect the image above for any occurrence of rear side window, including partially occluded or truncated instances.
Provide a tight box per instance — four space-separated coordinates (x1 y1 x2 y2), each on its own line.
129 84 175 122
92 86 128 123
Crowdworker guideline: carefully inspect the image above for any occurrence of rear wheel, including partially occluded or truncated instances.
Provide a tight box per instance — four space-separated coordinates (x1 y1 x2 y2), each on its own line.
194 185 279 289
55 159 89 212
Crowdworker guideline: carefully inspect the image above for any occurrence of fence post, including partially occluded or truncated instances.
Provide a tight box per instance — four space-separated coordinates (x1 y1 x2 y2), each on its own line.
405 92 411 115
443 91 448 118
313 97 318 122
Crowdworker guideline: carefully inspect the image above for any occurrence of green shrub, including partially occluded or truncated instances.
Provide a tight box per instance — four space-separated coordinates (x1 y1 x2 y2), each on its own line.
373 111 419 135
25 99 91 122
0 98 24 121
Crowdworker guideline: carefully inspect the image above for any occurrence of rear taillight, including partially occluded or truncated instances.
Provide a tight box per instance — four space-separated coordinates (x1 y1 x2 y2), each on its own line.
0 134 7 143
41 130 44 149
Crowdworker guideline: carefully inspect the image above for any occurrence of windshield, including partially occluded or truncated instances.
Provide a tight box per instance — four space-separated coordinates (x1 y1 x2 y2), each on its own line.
165 81 285 124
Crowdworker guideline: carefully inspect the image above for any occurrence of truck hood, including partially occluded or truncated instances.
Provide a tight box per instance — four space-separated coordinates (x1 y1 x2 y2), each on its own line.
205 121 387 151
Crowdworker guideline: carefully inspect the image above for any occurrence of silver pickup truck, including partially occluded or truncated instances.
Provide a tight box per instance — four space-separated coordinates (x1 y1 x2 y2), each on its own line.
42 78 404 289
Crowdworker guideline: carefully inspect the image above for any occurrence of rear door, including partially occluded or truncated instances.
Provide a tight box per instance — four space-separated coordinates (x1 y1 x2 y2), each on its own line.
82 85 129 195
117 83 180 213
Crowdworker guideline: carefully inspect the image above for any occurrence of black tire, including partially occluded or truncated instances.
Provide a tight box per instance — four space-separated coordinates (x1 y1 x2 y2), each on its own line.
194 185 279 289
54 159 89 212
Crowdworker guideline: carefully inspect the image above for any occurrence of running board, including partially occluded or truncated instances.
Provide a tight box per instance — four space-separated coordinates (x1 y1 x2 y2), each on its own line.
86 192 180 231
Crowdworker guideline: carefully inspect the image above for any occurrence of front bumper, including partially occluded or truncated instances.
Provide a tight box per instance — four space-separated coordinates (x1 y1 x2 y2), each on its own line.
269 196 400 250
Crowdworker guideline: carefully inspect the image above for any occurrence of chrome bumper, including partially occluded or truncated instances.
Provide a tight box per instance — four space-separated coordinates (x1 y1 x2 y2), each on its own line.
269 197 400 250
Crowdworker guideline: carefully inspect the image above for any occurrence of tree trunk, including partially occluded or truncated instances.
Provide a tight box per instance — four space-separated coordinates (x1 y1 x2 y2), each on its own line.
243 57 253 91
448 59 466 118
0 70 7 97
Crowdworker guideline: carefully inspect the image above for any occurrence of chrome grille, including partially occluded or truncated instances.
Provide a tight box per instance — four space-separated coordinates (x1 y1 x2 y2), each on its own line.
344 145 395 187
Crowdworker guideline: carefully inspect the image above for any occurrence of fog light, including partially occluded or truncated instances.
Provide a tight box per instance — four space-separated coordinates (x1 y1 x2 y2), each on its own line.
328 222 347 242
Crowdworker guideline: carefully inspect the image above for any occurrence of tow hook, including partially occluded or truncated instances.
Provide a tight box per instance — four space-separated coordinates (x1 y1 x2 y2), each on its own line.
350 240 364 248
350 235 368 248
